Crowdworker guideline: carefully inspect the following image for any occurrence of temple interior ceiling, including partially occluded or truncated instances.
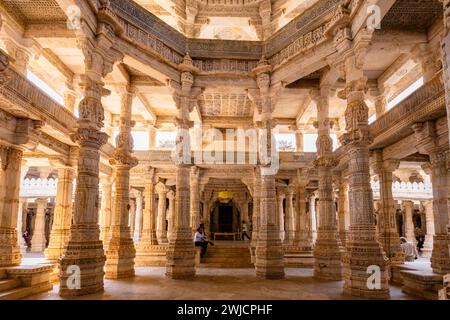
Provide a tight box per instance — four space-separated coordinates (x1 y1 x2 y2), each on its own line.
0 0 66 23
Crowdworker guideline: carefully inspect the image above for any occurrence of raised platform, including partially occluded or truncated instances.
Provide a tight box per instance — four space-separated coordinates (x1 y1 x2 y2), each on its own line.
391 258 443 300
0 262 53 300
198 241 253 268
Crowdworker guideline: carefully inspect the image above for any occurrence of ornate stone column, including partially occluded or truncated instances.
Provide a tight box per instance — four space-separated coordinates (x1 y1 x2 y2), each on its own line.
59 6 123 296
17 198 28 253
136 169 158 260
293 125 304 153
402 201 415 243
133 191 143 243
155 182 168 244
309 193 318 243
129 199 136 237
45 167 75 260
339 71 390 299
105 85 139 279
0 146 23 266
372 152 404 265
251 168 261 249
253 57 284 279
413 121 450 274
31 198 48 252
422 200 435 258
294 174 312 249
148 127 156 149
167 190 175 241
284 187 295 244
165 54 200 279
312 87 343 280
99 176 113 245
276 190 285 241
337 175 349 246
190 166 200 233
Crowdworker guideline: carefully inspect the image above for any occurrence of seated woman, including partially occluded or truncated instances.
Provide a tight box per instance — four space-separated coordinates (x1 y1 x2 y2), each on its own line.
194 227 209 257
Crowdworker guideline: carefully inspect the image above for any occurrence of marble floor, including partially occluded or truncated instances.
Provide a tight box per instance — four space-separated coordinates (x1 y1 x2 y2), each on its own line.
26 267 416 300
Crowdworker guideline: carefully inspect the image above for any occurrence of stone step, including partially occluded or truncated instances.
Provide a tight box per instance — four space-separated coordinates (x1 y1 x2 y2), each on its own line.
0 278 21 292
0 287 32 300
197 263 254 268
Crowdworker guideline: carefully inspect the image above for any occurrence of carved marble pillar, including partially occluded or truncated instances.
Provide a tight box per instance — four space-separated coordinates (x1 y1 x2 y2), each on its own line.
136 169 158 257
17 198 28 252
59 14 122 295
310 193 317 243
251 168 261 249
155 182 168 244
253 57 284 279
312 88 343 280
167 190 175 241
0 146 23 266
422 154 450 274
337 176 349 246
276 191 285 241
372 153 405 265
294 126 304 153
31 198 48 252
284 188 295 244
105 85 138 279
422 200 435 258
148 127 156 149
294 181 312 249
129 199 136 237
99 177 113 245
45 167 75 260
133 191 143 243
165 54 199 279
339 74 389 299
402 201 416 243
190 166 200 234
413 121 450 274
203 201 211 236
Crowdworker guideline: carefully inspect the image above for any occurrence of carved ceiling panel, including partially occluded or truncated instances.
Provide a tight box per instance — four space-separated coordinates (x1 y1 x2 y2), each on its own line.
381 0 443 31
1 0 67 23
199 92 253 117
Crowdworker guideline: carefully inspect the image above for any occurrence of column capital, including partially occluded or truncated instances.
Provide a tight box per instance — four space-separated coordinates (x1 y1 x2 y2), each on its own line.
155 182 167 195
401 200 414 208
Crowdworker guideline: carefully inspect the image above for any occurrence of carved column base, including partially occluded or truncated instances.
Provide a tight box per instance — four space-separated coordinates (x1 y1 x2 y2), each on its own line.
431 234 450 274
45 229 70 261
255 226 285 279
0 227 21 267
136 229 159 253
157 232 168 244
342 226 390 299
294 231 313 251
165 228 195 279
105 226 136 279
379 231 405 265
339 230 347 247
313 227 343 280
59 225 105 297
283 231 295 245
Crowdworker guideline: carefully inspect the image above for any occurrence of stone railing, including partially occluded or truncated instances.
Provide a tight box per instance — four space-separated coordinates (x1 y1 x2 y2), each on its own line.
0 67 77 133
370 76 446 148
371 180 433 200
20 178 77 198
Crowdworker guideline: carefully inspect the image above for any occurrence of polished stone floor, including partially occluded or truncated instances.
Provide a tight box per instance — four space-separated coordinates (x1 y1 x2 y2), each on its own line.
27 267 416 300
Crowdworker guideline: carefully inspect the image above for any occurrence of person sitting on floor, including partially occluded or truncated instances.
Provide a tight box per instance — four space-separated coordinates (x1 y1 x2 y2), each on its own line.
194 226 209 257
400 237 418 262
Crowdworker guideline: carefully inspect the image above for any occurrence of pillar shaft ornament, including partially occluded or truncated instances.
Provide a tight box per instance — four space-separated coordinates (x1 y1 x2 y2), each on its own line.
190 166 201 233
165 54 200 279
59 7 124 296
372 153 404 265
167 190 176 241
129 200 136 237
294 175 312 249
100 177 113 245
251 165 261 249
253 57 284 279
337 176 349 246
402 201 415 242
284 188 295 244
339 70 390 299
133 192 143 242
137 168 157 248
312 88 343 281
156 182 168 243
45 167 75 260
309 193 318 243
277 191 285 241
106 86 138 279
422 200 435 258
31 198 48 253
0 146 23 267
